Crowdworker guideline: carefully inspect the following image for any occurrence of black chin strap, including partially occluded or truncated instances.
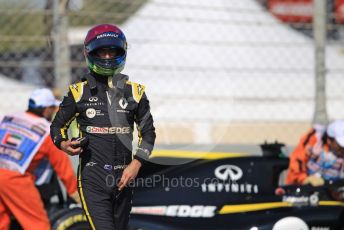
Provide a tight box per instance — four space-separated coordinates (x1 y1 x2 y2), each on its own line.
83 73 97 90
112 73 129 90
82 72 129 93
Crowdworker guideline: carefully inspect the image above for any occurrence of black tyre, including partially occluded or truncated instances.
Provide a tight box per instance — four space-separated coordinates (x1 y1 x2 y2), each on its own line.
50 207 91 230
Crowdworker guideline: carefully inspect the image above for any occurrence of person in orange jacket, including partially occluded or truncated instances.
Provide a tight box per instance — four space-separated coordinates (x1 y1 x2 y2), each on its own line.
286 121 344 186
0 88 79 230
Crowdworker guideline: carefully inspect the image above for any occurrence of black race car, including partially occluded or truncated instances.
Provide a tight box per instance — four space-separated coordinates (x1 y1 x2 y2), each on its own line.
130 143 344 230
11 143 344 230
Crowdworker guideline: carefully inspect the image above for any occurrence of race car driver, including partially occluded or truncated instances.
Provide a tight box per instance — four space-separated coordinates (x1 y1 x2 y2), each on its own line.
286 120 344 186
0 88 79 230
50 24 156 230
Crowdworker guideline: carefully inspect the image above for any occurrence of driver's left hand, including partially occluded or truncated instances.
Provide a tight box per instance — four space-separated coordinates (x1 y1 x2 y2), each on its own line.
118 159 142 191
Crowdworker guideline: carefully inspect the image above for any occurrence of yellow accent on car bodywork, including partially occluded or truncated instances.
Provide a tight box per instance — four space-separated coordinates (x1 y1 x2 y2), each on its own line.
219 202 292 214
218 201 344 214
318 201 344 206
150 149 247 160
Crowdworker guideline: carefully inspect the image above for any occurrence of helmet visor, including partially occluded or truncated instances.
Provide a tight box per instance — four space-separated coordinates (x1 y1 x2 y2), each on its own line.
85 37 126 54
91 47 125 59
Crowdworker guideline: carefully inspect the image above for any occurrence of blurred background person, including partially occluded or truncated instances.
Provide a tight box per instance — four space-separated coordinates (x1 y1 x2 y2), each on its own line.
0 88 79 230
286 120 344 186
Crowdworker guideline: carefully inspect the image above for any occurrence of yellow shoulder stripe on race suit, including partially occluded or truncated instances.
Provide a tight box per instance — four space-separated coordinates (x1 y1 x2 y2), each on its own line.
126 81 145 103
69 81 86 103
127 81 146 158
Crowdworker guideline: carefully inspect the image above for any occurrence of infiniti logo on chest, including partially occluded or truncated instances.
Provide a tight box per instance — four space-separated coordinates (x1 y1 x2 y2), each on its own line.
89 97 98 102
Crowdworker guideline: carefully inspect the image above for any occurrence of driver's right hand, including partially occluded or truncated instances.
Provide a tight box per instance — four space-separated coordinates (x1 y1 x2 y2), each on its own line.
60 140 82 156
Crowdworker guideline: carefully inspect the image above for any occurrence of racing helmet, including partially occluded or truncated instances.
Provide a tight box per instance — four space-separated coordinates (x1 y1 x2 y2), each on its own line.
84 24 127 76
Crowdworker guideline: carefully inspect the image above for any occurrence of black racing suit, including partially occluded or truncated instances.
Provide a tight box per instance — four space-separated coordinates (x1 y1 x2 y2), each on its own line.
50 73 156 230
